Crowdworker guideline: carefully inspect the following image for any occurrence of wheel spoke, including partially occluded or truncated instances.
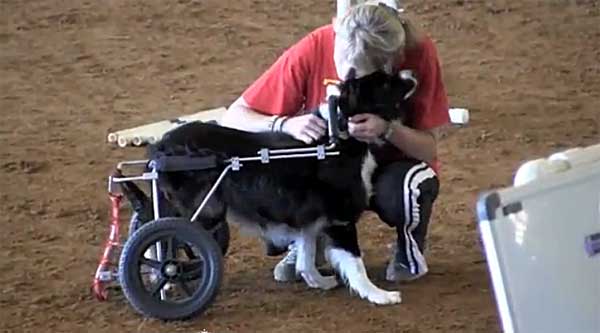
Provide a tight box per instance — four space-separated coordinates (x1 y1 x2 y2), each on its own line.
150 277 168 298
140 257 162 270
181 259 203 280
165 237 177 260
178 280 195 297
171 237 179 259
182 243 197 260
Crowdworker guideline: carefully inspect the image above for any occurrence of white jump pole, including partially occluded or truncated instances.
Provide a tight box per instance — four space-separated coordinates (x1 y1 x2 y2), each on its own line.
107 107 226 148
337 0 401 18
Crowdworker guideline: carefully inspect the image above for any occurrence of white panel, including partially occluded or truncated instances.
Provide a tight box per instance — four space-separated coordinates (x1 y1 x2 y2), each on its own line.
479 155 600 333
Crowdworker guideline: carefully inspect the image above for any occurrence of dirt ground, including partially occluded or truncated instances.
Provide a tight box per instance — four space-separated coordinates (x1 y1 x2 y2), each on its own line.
1 0 598 332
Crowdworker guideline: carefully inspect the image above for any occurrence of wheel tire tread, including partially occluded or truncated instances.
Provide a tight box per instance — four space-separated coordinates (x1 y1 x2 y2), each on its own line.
119 218 223 320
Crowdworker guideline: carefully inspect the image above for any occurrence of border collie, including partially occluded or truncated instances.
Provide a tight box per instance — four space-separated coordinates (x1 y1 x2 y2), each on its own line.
133 69 416 305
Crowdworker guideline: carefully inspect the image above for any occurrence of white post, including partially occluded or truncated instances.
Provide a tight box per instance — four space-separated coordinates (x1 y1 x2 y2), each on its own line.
336 0 351 19
337 0 400 18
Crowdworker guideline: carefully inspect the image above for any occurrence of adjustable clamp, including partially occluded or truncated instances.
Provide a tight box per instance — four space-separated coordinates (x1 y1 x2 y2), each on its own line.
317 145 326 160
231 157 241 171
260 148 270 163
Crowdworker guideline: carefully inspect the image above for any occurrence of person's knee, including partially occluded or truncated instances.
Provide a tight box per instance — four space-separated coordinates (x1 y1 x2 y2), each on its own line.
371 160 440 228
370 163 411 227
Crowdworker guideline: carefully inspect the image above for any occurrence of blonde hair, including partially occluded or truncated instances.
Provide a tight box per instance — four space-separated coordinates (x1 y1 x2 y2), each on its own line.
334 1 421 73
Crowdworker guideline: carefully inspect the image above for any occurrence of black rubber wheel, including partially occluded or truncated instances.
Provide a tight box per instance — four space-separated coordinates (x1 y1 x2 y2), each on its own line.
119 218 223 320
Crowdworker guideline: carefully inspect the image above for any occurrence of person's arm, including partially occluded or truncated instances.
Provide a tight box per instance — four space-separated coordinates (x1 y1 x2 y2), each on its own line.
348 115 438 164
384 121 438 164
349 37 449 164
223 96 328 143
222 96 275 132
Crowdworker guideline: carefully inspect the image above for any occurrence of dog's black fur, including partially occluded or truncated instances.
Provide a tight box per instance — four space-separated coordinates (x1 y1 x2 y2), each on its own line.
142 70 416 259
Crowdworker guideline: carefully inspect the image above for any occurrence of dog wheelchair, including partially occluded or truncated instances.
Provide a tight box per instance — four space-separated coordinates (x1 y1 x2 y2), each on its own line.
92 95 344 321
91 69 467 320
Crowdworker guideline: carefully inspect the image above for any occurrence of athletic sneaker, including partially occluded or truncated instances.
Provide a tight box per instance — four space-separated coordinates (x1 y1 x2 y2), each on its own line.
273 243 300 282
385 244 428 282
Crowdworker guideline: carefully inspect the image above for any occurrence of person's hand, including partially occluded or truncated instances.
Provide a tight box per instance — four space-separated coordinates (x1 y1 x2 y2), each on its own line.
282 114 328 144
348 113 389 143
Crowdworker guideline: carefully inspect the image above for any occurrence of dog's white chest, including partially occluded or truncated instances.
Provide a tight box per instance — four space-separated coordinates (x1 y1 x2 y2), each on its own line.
360 151 378 203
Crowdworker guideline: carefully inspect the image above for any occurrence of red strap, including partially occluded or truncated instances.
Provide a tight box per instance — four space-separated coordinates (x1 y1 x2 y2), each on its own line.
92 193 123 301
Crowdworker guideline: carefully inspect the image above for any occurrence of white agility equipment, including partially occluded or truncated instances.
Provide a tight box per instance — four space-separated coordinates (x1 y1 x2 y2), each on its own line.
477 142 600 333
513 143 600 186
106 107 226 148
448 107 469 126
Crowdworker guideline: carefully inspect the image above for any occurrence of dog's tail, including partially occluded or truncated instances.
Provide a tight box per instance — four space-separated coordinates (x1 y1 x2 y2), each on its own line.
111 166 154 224
119 178 154 224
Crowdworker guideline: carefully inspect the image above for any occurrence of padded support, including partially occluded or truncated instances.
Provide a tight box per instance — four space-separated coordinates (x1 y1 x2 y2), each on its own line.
151 155 219 172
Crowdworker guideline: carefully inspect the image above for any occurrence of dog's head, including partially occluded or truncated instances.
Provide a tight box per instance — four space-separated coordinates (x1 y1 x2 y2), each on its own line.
338 68 417 121
318 68 417 143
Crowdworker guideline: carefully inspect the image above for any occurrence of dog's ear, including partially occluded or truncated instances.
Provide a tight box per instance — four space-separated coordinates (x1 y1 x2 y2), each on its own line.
372 70 416 122
398 70 418 100
338 68 360 118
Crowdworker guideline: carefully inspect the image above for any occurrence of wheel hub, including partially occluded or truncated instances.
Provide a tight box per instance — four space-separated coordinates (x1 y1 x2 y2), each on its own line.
164 263 178 277
161 260 182 279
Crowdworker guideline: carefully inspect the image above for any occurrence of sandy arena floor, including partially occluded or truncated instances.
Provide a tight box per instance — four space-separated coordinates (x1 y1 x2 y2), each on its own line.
1 0 599 332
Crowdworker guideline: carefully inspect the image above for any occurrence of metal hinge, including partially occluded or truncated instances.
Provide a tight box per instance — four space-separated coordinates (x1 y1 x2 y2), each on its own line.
585 233 600 257
502 201 523 216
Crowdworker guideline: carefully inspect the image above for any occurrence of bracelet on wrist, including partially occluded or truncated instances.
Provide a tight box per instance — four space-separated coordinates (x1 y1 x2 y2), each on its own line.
278 117 290 132
268 115 279 132
269 115 288 132
381 121 395 141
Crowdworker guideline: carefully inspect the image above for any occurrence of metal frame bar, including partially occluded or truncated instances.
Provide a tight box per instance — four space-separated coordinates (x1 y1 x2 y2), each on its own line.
116 160 149 171
190 164 233 222
479 220 516 333
108 143 340 231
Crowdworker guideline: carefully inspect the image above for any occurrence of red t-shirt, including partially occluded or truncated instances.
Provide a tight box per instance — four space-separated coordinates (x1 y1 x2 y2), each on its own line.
242 24 449 172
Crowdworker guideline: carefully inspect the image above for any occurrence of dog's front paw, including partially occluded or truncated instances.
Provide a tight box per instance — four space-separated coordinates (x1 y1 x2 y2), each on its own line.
300 272 339 290
366 289 402 305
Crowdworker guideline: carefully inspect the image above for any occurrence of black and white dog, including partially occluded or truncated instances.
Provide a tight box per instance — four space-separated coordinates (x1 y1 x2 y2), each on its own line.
138 69 416 305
